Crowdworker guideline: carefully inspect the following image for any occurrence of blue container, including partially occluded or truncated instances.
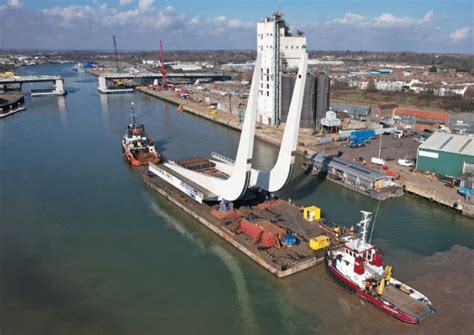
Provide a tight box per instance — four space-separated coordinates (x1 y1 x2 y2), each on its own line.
349 129 375 142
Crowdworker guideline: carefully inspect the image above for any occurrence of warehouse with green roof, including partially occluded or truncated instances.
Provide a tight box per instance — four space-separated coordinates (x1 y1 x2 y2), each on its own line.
416 132 474 177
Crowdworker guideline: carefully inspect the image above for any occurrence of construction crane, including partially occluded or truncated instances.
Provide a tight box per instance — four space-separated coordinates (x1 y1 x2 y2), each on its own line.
113 35 120 73
160 40 167 88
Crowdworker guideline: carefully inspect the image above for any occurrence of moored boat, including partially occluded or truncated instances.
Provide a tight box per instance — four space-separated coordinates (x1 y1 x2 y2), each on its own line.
325 211 436 324
122 103 161 167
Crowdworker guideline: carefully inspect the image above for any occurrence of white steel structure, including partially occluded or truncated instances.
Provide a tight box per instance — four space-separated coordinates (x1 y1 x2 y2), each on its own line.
257 11 306 125
161 53 263 202
213 52 308 193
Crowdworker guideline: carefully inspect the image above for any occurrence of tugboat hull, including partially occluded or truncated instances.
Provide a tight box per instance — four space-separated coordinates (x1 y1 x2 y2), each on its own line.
326 254 434 324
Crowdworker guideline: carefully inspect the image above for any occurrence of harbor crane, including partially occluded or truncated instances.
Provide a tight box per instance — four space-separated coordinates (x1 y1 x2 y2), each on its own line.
113 35 121 73
160 40 167 88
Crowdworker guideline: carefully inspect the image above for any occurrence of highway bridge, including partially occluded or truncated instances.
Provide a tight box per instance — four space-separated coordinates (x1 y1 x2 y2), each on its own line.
0 75 66 96
97 72 230 94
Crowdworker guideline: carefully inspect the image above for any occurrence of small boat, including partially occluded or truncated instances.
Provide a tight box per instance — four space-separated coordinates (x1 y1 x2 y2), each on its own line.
73 62 85 73
176 104 184 112
122 103 161 167
325 211 435 324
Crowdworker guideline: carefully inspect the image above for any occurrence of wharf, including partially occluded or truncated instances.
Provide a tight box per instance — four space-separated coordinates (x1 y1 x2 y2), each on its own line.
393 167 474 218
0 94 25 118
143 170 345 278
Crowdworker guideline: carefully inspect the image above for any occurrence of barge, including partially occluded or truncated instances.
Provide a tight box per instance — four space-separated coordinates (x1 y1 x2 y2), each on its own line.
143 162 348 277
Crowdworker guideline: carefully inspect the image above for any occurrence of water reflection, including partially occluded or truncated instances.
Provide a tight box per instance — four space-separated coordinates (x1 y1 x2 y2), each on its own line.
57 96 68 125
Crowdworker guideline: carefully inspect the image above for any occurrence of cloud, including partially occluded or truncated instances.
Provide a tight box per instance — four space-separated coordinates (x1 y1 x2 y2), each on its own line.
330 10 435 28
7 0 22 8
303 10 470 53
119 0 134 5
373 13 416 27
449 27 472 42
137 0 154 12
0 4 470 53
0 1 255 50
421 10 434 23
331 13 366 24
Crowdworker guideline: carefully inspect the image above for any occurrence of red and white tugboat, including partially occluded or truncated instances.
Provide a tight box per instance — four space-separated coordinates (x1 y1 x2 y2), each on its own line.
122 103 161 167
326 211 436 324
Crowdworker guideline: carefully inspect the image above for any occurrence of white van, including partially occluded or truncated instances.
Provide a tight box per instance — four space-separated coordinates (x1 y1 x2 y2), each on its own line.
371 157 386 165
398 159 414 167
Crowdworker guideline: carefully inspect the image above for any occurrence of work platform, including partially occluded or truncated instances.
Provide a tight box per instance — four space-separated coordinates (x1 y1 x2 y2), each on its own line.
143 170 346 278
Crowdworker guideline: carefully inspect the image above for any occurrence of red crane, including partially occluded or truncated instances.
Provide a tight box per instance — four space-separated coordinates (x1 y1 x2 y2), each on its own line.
160 40 167 88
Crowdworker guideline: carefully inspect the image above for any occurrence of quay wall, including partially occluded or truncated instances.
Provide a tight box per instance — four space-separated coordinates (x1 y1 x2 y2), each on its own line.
401 180 474 218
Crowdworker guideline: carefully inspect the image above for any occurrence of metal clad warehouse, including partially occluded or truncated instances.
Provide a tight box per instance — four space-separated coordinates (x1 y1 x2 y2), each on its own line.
416 132 474 177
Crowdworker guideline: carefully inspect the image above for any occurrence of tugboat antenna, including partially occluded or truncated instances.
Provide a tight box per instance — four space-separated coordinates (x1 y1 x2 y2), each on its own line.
130 102 137 126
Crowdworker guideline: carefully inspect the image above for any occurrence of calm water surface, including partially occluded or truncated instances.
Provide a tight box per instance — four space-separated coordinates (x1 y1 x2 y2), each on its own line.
0 64 473 334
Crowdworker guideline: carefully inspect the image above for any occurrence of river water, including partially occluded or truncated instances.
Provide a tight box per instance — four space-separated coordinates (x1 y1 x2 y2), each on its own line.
0 64 473 335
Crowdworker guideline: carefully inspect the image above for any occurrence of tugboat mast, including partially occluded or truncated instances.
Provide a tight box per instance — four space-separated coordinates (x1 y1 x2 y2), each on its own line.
357 210 372 248
129 102 138 127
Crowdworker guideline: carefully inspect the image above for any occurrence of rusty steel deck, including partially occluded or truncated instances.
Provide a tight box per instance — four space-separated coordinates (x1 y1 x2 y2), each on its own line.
143 171 340 278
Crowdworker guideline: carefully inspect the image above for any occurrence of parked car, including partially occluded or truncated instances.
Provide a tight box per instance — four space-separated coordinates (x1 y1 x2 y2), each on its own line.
398 159 414 167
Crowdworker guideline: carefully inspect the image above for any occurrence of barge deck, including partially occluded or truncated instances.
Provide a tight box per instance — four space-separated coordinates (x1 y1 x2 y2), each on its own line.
143 170 345 278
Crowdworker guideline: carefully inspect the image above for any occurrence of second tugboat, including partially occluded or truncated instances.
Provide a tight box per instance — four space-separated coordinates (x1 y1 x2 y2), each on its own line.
326 211 436 324
122 103 161 167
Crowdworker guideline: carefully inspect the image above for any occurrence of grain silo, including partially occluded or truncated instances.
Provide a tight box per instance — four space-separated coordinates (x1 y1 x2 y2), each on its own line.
315 73 330 122
280 73 317 129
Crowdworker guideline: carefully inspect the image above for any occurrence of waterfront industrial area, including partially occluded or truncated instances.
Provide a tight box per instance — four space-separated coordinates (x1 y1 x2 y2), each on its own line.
1 2 474 334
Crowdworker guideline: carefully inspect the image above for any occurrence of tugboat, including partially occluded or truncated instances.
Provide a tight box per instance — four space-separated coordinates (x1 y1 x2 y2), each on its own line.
122 103 161 167
326 211 436 324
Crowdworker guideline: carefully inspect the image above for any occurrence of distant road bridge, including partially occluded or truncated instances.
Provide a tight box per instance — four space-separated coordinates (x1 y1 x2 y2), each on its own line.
0 75 66 96
97 72 230 94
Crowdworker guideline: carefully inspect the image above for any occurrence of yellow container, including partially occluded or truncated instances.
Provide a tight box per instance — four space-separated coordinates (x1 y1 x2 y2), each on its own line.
303 206 321 222
309 235 330 251
210 109 217 115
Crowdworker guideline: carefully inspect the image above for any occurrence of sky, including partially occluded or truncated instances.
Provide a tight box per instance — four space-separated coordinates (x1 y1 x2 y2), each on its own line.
0 0 472 53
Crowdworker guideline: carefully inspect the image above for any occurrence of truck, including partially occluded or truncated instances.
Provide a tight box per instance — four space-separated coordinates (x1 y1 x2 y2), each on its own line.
349 129 376 143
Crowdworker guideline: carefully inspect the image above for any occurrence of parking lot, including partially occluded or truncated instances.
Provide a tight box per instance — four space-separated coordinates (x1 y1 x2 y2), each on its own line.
317 134 419 165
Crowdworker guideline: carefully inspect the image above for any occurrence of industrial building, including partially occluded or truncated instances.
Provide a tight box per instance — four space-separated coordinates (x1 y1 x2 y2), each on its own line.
330 101 371 120
256 11 330 128
256 11 306 125
393 107 449 132
305 152 403 200
416 132 474 177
